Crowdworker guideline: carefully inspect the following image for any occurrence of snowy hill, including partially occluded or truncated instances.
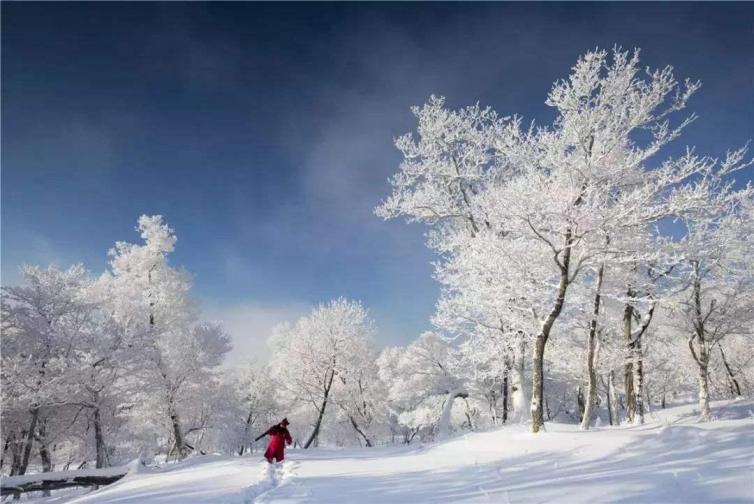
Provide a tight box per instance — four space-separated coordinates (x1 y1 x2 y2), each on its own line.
24 400 754 504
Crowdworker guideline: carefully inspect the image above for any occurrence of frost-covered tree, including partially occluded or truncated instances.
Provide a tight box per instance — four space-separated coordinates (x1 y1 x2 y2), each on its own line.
62 282 133 468
670 173 754 420
1 216 237 472
99 215 230 459
378 47 746 433
332 345 387 447
433 235 537 424
227 366 282 456
379 332 468 440
1 265 92 474
268 298 375 448
454 329 526 426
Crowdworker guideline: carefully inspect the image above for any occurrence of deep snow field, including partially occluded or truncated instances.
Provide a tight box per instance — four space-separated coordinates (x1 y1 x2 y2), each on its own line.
17 400 754 504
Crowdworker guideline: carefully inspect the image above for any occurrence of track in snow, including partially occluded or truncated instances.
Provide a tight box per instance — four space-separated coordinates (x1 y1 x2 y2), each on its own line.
244 461 298 503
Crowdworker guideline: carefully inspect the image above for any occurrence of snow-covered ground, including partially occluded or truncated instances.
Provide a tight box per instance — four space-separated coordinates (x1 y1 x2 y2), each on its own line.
21 400 754 503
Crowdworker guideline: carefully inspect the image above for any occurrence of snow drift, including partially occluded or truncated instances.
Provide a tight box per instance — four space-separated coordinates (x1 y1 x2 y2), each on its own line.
16 399 753 503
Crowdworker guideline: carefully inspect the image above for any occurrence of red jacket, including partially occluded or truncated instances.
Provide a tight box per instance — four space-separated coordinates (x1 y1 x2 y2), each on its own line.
262 424 292 462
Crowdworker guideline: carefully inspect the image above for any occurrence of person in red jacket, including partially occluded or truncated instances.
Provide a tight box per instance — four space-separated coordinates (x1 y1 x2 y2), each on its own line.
255 418 293 463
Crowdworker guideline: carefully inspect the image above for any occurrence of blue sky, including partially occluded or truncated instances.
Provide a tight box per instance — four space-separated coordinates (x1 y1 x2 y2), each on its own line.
2 3 753 358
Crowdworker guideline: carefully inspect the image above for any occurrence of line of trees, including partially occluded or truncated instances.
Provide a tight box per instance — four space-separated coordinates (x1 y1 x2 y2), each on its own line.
1 216 235 476
375 47 754 433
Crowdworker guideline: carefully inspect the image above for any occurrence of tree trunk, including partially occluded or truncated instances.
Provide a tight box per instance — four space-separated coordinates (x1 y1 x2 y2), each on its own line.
718 344 742 398
239 409 254 456
437 390 469 439
8 432 22 476
531 334 547 432
607 371 619 426
623 364 634 422
304 368 335 449
18 408 40 476
488 389 498 426
632 335 645 424
696 340 711 421
581 333 602 429
37 420 53 497
501 369 509 424
169 401 189 460
348 416 372 447
463 399 475 431
93 404 108 468
531 229 572 433
37 422 52 473
511 335 528 422
404 426 420 445
622 299 636 423
576 386 585 423
1 433 14 473
689 262 711 422
580 264 604 430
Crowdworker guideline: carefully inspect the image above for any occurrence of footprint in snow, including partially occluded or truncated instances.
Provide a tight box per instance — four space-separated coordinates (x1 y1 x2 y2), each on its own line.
240 462 287 503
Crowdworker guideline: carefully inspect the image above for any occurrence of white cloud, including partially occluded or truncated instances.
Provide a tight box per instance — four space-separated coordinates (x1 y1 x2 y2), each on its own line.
1 230 77 286
202 299 311 366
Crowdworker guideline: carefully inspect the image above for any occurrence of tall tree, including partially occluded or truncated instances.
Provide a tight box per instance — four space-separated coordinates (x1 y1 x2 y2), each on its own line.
100 215 230 459
673 171 754 420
